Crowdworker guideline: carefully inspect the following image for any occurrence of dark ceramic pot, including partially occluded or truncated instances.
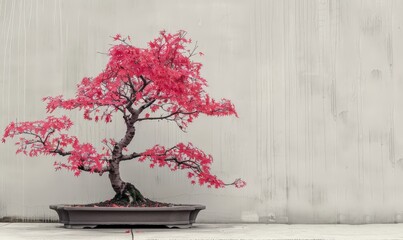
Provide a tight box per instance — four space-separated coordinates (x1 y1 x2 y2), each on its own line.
50 204 205 229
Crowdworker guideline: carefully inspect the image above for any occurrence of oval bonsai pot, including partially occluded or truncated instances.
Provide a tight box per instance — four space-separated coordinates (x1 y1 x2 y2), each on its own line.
50 204 205 229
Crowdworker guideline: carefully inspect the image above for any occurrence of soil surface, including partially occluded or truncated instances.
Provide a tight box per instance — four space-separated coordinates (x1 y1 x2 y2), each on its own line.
71 198 174 208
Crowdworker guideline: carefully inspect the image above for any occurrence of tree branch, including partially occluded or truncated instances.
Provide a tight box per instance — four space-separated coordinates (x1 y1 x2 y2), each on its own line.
165 157 202 173
136 110 197 122
138 76 150 92
51 148 71 156
78 164 110 174
43 129 55 144
127 75 137 94
139 99 156 112
121 152 142 161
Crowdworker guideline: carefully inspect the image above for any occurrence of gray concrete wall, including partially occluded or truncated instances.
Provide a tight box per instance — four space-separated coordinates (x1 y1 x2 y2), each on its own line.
1 0 403 224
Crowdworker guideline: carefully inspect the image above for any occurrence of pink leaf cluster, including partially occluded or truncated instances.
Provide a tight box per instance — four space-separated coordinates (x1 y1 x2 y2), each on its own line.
2 115 75 154
62 143 109 176
2 116 109 176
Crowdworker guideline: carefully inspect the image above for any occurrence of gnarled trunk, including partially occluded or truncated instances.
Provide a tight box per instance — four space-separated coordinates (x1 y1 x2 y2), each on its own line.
108 161 144 204
107 112 146 204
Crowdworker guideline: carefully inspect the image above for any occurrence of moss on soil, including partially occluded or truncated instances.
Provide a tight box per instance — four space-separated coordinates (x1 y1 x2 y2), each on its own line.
72 198 174 207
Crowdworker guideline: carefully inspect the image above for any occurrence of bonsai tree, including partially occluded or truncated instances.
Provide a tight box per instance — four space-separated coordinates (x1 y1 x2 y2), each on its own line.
2 31 245 206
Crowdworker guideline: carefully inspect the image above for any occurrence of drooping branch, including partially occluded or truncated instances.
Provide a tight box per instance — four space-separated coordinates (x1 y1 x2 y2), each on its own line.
163 157 245 188
138 143 246 188
164 157 203 174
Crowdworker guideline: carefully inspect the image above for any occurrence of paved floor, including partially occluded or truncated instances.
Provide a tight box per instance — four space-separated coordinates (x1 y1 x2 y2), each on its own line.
1 223 403 240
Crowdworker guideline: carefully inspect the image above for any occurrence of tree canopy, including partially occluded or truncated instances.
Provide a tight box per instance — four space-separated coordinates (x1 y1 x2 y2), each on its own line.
2 31 245 189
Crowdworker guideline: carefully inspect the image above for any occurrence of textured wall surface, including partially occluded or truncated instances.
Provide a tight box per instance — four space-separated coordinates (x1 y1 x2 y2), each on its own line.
1 0 403 224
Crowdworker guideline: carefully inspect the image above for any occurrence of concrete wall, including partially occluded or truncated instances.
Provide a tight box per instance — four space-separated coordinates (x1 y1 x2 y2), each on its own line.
1 0 403 224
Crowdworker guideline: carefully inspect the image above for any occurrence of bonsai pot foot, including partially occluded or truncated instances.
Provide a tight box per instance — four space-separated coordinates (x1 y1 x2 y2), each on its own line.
166 224 192 229
64 224 97 229
50 204 205 229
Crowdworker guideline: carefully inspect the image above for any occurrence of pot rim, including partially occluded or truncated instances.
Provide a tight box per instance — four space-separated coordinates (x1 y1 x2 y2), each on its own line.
50 204 206 211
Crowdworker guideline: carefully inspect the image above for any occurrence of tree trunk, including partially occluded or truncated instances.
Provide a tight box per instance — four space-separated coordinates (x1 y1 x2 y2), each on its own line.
108 113 145 204
108 161 144 204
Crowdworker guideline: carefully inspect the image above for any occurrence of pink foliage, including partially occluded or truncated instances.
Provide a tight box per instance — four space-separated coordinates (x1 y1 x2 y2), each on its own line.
43 30 237 128
2 116 109 176
2 30 245 188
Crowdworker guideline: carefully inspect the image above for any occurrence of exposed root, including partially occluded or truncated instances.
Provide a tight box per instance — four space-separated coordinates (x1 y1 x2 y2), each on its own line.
112 182 145 204
83 198 173 207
